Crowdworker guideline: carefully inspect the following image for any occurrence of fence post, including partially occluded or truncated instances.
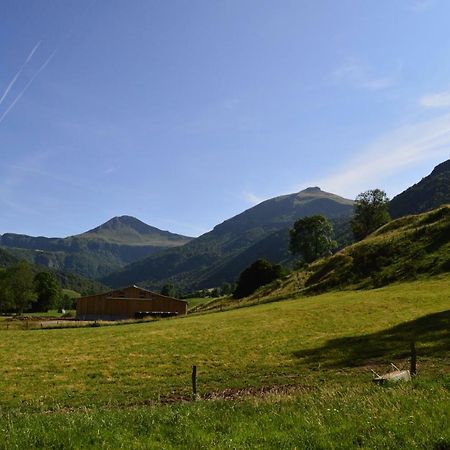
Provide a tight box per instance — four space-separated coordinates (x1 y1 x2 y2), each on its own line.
410 341 417 376
192 365 197 400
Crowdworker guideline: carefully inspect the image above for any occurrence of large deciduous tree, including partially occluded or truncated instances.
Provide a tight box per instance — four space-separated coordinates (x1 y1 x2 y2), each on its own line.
289 215 336 263
33 272 62 312
233 259 284 299
351 189 390 241
2 262 35 314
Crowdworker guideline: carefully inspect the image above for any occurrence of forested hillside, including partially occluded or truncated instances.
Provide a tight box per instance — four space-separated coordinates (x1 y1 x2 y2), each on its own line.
103 187 354 291
0 216 192 279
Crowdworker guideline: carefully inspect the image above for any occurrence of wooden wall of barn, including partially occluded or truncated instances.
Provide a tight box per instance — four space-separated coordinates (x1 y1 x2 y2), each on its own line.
76 286 187 320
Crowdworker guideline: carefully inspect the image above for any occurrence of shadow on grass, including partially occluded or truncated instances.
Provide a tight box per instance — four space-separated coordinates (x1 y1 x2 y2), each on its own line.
293 309 450 368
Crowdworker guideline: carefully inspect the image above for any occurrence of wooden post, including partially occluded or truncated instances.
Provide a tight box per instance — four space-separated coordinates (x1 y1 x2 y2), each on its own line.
192 365 197 399
410 341 417 376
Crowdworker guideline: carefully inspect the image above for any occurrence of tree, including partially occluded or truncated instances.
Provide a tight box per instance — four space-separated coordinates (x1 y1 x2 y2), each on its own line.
233 259 284 299
289 215 336 263
220 282 233 296
33 272 62 312
3 262 35 314
0 269 14 313
351 189 391 241
161 283 177 298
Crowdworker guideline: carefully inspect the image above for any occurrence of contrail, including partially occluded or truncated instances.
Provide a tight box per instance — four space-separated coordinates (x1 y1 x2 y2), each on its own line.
0 41 41 107
0 48 58 126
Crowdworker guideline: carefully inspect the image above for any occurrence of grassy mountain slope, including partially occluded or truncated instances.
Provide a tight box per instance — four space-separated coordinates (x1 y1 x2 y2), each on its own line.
194 205 450 315
102 187 354 291
304 205 450 293
0 216 192 279
389 159 450 218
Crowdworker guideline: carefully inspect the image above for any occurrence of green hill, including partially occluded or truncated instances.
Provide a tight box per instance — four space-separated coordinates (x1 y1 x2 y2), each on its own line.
303 205 450 293
102 187 354 291
0 216 192 279
193 205 450 315
389 159 450 218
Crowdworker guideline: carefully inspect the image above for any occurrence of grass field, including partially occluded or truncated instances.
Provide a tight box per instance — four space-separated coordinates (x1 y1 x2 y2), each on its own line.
0 275 449 448
185 296 217 310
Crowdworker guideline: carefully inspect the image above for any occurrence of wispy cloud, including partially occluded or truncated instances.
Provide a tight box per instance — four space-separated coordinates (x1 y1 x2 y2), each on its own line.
332 60 400 91
0 41 41 107
311 112 450 196
419 90 450 109
0 47 58 126
242 191 264 206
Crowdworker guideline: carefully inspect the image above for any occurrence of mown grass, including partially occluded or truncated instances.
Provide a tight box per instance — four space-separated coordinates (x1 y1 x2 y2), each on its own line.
0 275 449 447
0 276 449 410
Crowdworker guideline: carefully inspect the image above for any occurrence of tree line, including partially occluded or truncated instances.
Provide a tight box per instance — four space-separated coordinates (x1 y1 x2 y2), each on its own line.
0 262 72 314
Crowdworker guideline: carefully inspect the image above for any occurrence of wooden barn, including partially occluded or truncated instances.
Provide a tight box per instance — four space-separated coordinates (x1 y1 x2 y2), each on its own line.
76 285 187 321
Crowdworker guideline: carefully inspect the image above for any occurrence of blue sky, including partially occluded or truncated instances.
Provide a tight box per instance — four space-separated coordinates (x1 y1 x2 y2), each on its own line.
1 0 449 237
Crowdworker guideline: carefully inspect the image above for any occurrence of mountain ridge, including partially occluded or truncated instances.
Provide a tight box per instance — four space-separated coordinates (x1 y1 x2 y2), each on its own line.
76 215 193 246
0 216 193 279
102 187 354 291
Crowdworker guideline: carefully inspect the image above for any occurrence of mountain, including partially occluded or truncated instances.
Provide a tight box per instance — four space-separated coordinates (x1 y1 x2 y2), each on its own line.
0 246 105 295
77 215 191 246
0 216 192 279
102 187 354 291
389 159 450 219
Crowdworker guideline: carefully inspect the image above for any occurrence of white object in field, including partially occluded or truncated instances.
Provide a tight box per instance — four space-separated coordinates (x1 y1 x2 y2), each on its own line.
372 369 411 384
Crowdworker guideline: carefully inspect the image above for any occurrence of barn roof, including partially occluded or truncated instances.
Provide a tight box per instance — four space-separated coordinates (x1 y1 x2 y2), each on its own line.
78 285 188 303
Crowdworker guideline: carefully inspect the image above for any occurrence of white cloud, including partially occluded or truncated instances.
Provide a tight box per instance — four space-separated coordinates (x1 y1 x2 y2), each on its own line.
419 90 450 109
332 60 399 91
311 112 450 197
242 191 265 206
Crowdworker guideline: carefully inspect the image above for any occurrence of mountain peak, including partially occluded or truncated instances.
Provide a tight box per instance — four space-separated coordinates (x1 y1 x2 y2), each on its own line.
431 159 450 175
97 216 151 231
301 186 322 193
79 216 192 245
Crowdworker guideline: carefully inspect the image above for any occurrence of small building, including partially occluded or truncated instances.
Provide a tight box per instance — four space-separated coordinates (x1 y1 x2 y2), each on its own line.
76 285 187 321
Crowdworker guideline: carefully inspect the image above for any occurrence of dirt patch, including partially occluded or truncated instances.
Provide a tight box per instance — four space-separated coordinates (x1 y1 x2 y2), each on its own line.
38 383 312 415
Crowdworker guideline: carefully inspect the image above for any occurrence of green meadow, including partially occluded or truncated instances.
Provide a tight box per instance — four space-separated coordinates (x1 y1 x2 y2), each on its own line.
0 275 449 448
